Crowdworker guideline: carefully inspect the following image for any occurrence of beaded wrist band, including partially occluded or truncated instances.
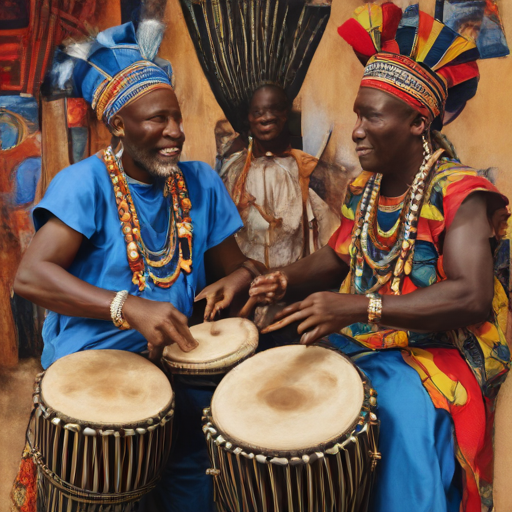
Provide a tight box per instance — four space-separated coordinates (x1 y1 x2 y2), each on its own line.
110 290 131 330
366 293 383 324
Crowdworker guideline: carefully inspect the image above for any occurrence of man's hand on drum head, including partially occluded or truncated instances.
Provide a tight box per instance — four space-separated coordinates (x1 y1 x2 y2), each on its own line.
261 292 368 345
123 296 198 361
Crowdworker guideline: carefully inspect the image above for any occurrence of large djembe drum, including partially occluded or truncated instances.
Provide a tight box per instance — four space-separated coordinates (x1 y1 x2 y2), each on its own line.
162 318 259 376
28 350 174 511
203 344 380 512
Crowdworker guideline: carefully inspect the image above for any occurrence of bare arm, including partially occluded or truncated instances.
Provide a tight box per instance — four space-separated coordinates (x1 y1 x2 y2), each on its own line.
14 217 114 318
14 216 197 359
380 191 494 330
263 192 495 343
246 245 349 305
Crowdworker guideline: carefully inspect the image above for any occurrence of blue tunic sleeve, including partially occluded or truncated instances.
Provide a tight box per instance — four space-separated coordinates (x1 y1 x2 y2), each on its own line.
206 166 243 249
32 155 107 239
180 161 243 251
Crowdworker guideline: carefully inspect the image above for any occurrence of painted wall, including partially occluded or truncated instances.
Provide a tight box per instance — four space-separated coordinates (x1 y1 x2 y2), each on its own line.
0 0 121 366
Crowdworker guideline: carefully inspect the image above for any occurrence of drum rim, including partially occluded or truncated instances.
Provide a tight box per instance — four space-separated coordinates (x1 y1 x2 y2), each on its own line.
161 342 257 374
161 319 259 374
205 343 377 458
36 382 175 430
37 350 175 429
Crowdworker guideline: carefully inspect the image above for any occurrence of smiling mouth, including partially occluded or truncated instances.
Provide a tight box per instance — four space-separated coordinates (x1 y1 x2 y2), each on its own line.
259 122 277 131
356 148 373 157
158 147 181 157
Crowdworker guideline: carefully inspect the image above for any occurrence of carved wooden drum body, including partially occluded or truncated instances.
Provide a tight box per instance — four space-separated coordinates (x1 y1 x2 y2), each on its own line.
29 350 174 511
203 344 380 512
162 318 259 375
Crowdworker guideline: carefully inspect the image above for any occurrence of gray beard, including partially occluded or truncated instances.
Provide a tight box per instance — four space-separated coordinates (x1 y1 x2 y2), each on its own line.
128 144 180 178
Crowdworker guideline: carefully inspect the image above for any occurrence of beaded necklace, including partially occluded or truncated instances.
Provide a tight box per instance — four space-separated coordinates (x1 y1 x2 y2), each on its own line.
104 146 193 291
350 146 444 296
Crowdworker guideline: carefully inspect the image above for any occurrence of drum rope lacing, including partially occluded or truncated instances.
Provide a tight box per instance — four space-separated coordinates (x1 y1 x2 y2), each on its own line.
202 375 381 512
28 369 175 502
202 384 380 467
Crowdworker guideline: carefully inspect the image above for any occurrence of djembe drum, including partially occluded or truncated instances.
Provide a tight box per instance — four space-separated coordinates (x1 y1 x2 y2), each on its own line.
28 350 174 511
203 344 380 512
162 318 259 376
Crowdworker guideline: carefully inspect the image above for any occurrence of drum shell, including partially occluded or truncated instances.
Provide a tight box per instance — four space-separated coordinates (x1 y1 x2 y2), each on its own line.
202 350 380 512
29 369 174 509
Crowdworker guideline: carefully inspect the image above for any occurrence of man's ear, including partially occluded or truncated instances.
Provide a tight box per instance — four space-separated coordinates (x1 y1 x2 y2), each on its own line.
110 114 125 138
410 114 429 137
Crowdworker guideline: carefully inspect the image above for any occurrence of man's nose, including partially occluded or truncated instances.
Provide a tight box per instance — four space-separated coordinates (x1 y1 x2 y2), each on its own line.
352 118 365 142
163 118 184 139
261 111 277 122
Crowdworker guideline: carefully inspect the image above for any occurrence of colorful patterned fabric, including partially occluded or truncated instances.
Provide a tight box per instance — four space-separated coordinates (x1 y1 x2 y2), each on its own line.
10 443 37 512
93 61 173 123
338 3 481 124
362 53 447 119
329 158 511 510
52 22 173 124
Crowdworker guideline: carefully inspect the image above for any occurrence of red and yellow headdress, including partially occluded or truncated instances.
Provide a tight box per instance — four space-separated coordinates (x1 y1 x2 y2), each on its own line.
338 3 480 125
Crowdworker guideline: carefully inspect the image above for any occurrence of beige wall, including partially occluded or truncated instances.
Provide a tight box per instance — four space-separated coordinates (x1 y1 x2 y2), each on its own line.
160 0 226 165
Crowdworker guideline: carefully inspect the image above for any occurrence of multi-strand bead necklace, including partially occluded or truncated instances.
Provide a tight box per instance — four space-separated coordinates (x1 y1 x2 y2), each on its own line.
350 142 443 295
104 146 193 291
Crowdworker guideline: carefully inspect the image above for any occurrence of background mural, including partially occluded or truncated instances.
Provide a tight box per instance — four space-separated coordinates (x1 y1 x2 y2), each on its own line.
437 0 509 58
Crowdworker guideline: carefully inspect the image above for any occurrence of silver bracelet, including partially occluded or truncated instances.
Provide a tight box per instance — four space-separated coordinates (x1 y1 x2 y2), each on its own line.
366 293 383 324
110 290 131 330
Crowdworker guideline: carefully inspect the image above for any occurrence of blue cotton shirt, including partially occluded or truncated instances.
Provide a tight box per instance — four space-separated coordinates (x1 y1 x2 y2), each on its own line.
33 155 243 369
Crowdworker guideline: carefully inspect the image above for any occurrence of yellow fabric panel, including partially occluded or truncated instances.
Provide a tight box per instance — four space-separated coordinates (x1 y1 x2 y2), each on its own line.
402 347 468 406
342 204 355 221
420 203 444 221
352 4 382 50
433 36 478 71
416 21 444 64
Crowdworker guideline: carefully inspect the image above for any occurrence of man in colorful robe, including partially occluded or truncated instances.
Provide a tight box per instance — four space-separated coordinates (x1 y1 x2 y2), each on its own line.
245 4 511 511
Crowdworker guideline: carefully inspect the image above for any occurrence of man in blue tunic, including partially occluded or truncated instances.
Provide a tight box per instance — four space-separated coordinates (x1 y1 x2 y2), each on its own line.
13 20 259 512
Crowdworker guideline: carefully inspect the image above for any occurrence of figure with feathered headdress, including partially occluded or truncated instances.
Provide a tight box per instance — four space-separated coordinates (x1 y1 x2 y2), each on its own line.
10 4 264 511
180 0 341 296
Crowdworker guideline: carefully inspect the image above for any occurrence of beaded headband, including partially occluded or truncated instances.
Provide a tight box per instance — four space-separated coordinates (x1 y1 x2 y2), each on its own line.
92 61 173 123
50 22 174 125
338 3 480 125
362 53 448 120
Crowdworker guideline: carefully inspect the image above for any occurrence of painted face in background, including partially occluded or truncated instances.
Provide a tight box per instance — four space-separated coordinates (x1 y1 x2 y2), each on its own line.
248 85 289 142
352 87 423 175
118 88 185 178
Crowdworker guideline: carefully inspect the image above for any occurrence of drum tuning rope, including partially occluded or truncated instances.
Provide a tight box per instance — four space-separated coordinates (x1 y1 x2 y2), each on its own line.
28 352 175 511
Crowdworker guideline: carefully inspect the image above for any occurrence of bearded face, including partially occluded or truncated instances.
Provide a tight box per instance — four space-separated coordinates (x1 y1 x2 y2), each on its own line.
115 88 186 179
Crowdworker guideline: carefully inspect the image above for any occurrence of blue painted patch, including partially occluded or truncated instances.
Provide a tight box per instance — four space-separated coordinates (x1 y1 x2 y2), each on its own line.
14 157 42 205
443 1 509 59
0 96 38 126
0 96 39 150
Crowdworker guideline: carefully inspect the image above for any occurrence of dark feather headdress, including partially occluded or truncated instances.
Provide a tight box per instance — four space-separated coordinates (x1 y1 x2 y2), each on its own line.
180 0 331 133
